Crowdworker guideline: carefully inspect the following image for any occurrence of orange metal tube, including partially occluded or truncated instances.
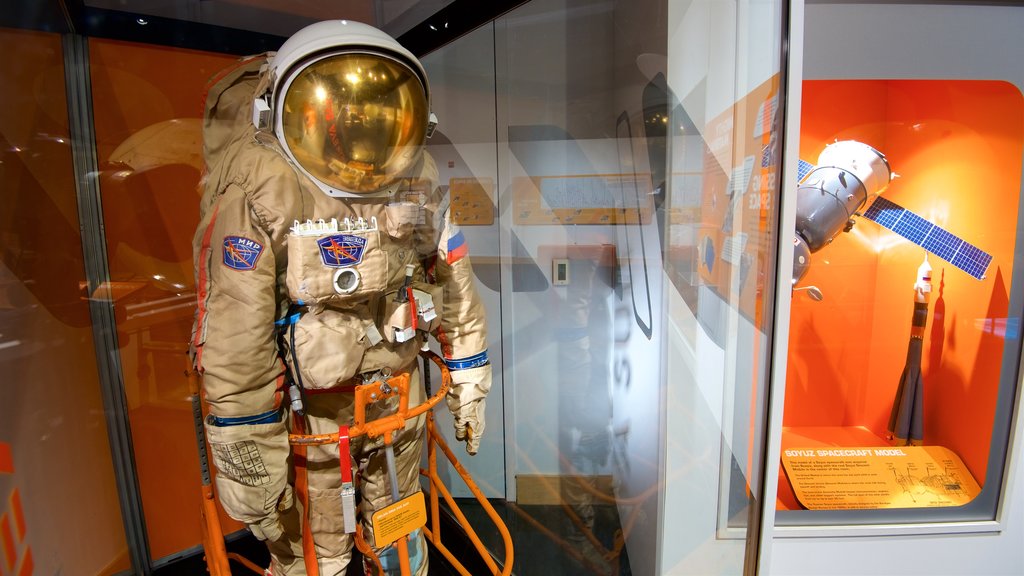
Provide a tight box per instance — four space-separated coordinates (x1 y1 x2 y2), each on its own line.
287 351 453 576
396 534 412 576
288 352 450 447
427 422 440 544
425 413 514 576
226 552 266 575
200 484 232 576
222 350 512 576
419 529 472 576
426 436 493 570
191 367 235 576
419 416 479 576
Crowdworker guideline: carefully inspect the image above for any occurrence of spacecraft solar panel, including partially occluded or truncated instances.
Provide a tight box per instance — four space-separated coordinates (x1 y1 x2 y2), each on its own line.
797 159 815 183
862 196 993 280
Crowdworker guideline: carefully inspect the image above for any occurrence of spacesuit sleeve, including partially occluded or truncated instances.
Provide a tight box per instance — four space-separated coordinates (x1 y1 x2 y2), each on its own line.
192 182 293 529
432 210 491 454
432 211 489 366
193 182 286 416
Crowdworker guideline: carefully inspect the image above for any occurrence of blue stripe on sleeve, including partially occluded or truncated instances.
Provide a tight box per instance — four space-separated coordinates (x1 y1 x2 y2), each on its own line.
207 408 282 427
444 350 490 370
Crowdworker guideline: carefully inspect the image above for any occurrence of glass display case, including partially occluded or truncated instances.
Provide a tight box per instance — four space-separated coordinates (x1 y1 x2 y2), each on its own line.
27 1 1024 575
7 1 1022 574
773 1 1024 537
779 79 1022 524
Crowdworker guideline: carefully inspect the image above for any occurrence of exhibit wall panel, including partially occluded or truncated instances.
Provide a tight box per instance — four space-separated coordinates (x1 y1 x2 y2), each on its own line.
771 3 1024 575
0 28 130 575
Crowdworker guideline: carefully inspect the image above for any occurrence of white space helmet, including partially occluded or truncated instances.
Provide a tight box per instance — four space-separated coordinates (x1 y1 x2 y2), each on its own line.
262 20 432 197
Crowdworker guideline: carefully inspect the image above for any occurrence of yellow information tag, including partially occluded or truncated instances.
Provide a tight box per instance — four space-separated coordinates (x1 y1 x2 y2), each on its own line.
450 177 495 226
372 491 427 546
781 445 981 510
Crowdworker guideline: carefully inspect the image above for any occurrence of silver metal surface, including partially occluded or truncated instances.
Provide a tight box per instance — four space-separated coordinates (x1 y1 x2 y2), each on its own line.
385 443 401 502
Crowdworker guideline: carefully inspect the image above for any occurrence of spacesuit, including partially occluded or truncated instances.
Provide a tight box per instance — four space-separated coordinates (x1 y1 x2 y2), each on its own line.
191 20 491 576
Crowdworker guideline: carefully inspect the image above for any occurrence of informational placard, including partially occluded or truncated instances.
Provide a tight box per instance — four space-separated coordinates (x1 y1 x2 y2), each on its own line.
694 79 780 325
781 445 981 510
449 177 494 226
512 174 653 225
371 491 427 546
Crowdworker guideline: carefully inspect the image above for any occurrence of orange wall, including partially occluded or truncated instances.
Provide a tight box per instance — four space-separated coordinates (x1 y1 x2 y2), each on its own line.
88 39 242 561
786 80 1023 485
0 28 130 573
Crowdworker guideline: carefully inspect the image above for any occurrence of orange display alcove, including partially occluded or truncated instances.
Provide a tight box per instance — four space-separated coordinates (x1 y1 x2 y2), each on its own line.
778 79 1023 512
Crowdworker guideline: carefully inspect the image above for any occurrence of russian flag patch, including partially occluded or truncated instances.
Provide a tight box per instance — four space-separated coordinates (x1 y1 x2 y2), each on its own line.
223 236 264 270
447 229 468 264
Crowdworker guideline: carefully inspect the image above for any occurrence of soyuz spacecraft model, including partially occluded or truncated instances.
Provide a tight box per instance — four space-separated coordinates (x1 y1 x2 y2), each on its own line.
792 140 992 288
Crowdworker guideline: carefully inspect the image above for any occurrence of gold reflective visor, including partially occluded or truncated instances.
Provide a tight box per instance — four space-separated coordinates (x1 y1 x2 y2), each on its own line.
279 52 428 194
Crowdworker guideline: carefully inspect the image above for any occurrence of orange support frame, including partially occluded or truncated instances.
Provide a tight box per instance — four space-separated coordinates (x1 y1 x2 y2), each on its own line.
421 413 513 576
192 350 514 576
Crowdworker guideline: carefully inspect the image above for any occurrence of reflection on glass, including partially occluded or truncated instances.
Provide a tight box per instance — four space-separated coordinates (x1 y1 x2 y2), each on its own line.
656 0 785 572
495 0 672 573
0 28 129 574
413 0 787 573
616 112 654 340
87 38 242 561
555 253 614 572
0 1 789 573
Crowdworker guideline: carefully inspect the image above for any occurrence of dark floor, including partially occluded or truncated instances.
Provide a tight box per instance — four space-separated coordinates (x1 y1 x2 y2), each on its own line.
153 533 269 576
457 499 632 576
154 498 631 576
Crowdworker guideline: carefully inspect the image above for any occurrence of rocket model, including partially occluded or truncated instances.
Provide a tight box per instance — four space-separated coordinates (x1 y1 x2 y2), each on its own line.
888 254 931 445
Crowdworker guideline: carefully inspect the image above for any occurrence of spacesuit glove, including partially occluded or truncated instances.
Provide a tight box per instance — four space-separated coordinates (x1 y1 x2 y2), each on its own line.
205 418 292 541
445 364 491 455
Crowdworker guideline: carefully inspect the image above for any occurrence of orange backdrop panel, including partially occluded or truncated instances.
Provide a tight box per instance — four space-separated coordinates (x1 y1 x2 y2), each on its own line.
785 80 1023 491
88 38 243 561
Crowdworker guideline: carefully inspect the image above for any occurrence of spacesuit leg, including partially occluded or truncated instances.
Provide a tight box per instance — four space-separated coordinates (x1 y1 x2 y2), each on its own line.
357 365 429 576
303 392 360 576
262 392 359 576
262 495 304 576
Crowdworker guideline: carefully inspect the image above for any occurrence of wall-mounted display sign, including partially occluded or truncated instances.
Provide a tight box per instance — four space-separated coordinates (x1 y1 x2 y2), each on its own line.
449 177 494 226
512 174 654 225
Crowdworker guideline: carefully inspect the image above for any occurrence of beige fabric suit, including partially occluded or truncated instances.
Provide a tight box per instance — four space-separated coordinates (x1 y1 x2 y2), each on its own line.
192 56 490 576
